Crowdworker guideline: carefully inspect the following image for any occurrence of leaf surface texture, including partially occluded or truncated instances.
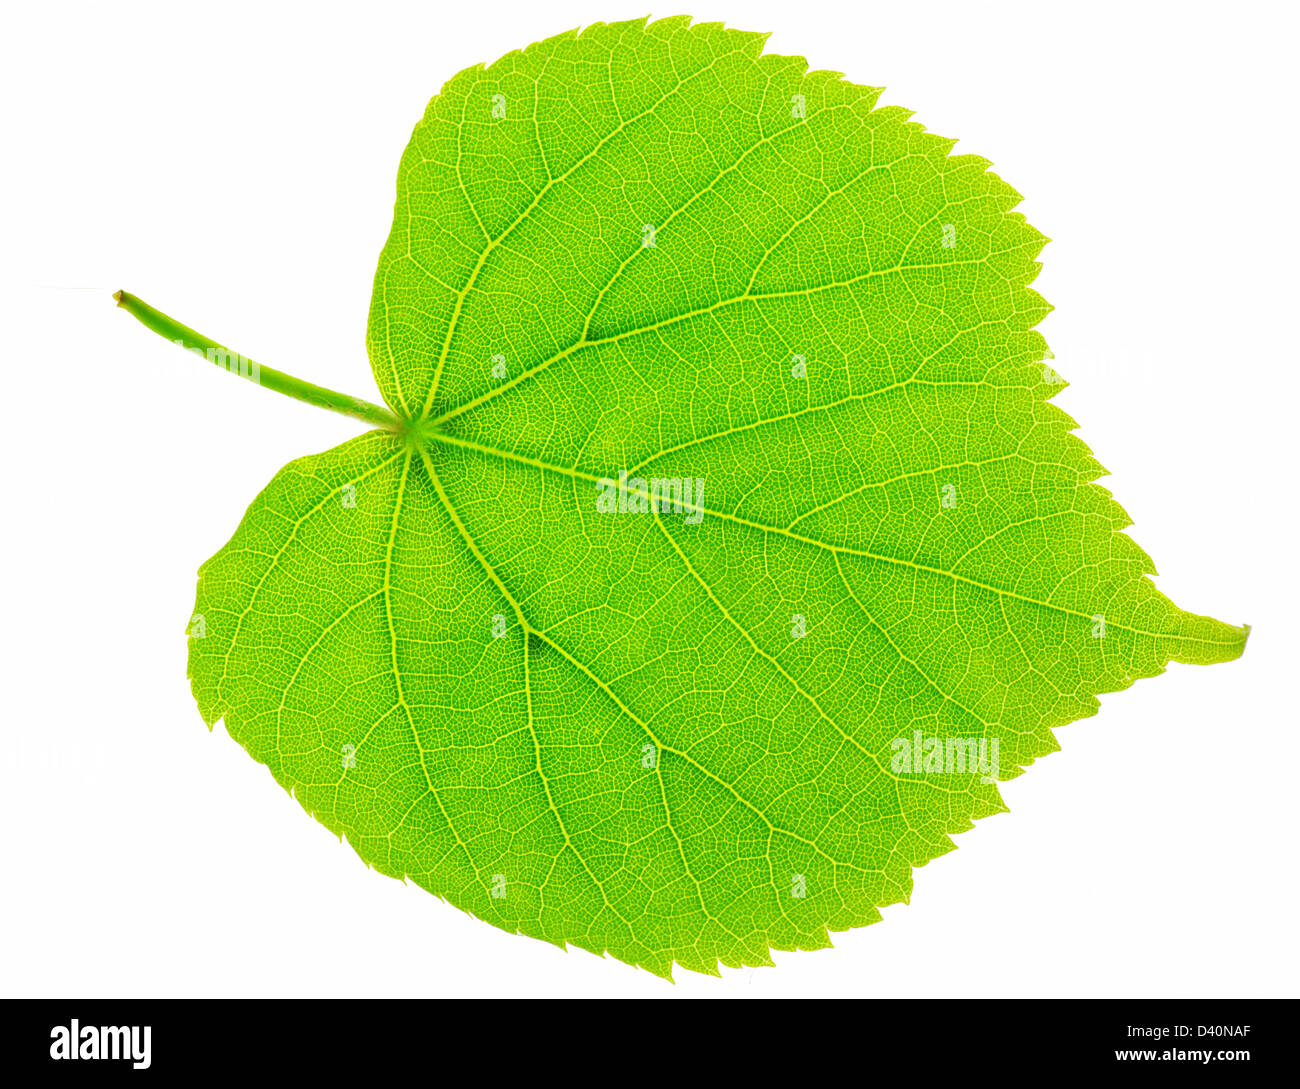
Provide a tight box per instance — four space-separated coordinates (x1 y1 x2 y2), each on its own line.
189 17 1247 977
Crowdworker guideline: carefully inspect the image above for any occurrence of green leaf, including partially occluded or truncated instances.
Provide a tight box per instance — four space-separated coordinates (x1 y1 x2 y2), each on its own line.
177 16 1247 978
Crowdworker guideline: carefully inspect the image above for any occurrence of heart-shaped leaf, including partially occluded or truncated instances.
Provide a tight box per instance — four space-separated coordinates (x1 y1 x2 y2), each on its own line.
127 17 1247 978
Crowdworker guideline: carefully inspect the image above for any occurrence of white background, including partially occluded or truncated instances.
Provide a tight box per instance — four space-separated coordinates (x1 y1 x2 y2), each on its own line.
2 0 1296 998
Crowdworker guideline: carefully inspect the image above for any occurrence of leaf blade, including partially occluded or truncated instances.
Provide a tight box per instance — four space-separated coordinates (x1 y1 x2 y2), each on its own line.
190 17 1246 978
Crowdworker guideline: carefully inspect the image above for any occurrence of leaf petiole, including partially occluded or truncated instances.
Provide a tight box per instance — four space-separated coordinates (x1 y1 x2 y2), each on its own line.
114 290 402 431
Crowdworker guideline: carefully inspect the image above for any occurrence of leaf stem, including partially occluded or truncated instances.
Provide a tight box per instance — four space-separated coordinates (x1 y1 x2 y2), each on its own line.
114 290 402 431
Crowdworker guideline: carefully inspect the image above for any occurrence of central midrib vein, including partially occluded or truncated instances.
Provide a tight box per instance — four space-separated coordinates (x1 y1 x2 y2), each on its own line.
411 427 1232 648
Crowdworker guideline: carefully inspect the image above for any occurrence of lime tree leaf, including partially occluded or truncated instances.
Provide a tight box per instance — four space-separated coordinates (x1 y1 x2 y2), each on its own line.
181 16 1248 978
